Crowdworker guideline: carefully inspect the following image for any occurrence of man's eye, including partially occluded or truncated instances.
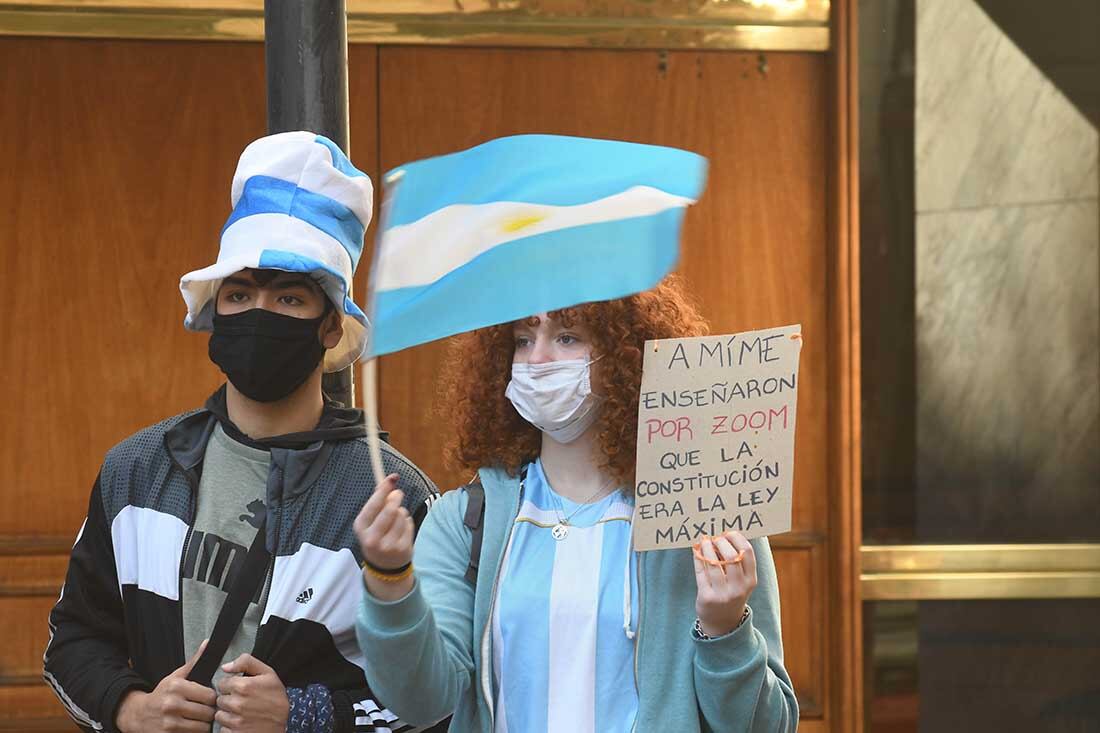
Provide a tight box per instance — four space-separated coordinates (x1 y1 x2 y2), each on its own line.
280 295 303 306
227 292 248 302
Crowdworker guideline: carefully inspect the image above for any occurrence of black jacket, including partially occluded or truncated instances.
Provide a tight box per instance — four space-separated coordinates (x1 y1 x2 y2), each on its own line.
43 389 438 732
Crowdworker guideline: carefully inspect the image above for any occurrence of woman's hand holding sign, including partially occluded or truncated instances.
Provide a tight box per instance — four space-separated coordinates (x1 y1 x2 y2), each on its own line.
693 531 757 637
354 474 416 602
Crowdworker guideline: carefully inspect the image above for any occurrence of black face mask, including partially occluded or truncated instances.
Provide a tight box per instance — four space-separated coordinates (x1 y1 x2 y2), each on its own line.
208 309 327 403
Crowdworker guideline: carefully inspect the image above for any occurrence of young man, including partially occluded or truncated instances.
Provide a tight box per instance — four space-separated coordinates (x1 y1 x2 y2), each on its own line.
43 132 440 733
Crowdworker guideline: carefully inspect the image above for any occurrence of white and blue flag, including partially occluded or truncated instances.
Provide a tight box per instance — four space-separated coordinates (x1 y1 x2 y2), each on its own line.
367 134 708 356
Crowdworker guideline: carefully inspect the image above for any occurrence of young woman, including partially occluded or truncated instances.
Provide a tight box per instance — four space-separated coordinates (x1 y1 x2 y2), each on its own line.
354 277 798 732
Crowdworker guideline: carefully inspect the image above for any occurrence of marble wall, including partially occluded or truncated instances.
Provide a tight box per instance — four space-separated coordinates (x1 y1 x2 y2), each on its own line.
914 0 1099 542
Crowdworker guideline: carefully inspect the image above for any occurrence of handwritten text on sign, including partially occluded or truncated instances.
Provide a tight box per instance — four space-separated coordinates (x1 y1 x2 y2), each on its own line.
632 325 802 551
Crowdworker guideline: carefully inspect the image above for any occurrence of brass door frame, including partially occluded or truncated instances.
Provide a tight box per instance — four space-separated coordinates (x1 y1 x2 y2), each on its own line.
862 544 1100 600
0 0 831 50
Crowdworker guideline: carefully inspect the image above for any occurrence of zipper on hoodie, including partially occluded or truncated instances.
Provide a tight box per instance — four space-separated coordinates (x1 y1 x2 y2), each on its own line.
254 478 279 644
176 465 200 659
630 549 645 733
251 557 275 652
479 474 526 728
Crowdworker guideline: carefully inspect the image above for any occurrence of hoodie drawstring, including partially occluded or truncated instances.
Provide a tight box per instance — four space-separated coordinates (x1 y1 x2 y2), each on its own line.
623 539 636 640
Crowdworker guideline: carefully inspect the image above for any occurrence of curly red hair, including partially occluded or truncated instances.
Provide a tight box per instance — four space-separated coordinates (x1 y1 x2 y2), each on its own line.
437 275 709 487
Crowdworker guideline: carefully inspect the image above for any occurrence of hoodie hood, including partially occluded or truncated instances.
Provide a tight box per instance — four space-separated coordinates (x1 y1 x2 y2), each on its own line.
203 384 383 451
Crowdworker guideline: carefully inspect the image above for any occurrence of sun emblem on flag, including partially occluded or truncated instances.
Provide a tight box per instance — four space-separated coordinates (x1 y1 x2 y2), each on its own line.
500 212 548 233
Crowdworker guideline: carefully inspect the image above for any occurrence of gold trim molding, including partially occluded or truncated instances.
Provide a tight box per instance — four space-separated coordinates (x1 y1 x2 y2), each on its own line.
0 0 830 51
0 535 72 556
861 544 1100 600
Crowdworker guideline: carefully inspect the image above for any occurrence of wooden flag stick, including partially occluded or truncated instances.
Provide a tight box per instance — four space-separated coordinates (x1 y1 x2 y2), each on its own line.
360 357 387 486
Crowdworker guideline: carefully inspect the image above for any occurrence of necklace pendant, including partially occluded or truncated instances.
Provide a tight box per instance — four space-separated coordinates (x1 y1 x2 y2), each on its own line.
551 523 569 541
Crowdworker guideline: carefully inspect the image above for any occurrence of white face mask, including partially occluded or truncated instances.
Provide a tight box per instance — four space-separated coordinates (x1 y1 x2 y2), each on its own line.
505 357 602 444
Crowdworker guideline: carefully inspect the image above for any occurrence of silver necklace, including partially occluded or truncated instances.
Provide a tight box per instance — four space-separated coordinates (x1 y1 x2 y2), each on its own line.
550 477 615 540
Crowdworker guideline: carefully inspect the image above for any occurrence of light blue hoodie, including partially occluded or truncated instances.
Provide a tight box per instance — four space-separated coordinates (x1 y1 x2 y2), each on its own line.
356 466 799 732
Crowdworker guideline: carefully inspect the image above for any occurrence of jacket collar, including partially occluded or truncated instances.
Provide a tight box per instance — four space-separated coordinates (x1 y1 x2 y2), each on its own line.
164 410 218 475
202 384 373 450
162 386 381 498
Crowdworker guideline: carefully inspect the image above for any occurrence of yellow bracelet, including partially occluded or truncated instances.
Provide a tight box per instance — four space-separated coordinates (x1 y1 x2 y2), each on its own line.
365 563 414 583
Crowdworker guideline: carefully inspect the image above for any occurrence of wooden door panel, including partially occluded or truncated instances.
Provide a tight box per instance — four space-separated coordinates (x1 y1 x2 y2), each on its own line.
0 597 55 682
0 37 269 540
348 43 382 368
0 684 70 728
375 46 829 722
0 38 837 730
0 34 268 726
0 36 376 729
376 48 827 532
774 543 828 717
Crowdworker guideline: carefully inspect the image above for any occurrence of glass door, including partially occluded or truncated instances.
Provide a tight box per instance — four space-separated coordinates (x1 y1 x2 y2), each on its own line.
857 0 1100 730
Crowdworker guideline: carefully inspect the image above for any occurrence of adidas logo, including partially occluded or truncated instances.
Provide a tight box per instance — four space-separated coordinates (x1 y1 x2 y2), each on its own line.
295 588 314 604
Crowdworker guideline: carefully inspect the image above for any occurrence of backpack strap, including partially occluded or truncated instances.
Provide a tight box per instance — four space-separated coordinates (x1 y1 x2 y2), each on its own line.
187 517 271 687
462 481 485 585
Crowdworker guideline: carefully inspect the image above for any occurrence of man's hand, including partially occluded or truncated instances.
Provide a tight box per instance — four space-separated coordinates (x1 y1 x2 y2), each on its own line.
116 639 216 732
214 654 289 733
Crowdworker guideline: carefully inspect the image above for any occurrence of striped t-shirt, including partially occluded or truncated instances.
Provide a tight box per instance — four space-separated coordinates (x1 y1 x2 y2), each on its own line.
491 459 639 733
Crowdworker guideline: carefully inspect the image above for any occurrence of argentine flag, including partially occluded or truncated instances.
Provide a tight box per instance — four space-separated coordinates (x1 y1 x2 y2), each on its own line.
368 134 708 356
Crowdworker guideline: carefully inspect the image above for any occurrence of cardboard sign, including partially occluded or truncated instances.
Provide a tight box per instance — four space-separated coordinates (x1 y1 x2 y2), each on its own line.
632 325 802 551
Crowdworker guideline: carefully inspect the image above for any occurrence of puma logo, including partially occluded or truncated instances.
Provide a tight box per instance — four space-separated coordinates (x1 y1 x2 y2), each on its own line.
238 499 265 528
182 531 262 601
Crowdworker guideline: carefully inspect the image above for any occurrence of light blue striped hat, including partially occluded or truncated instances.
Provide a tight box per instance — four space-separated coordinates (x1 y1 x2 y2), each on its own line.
180 131 373 372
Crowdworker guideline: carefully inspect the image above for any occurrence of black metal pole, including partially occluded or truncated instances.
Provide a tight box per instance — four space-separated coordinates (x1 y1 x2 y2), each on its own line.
264 0 354 406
